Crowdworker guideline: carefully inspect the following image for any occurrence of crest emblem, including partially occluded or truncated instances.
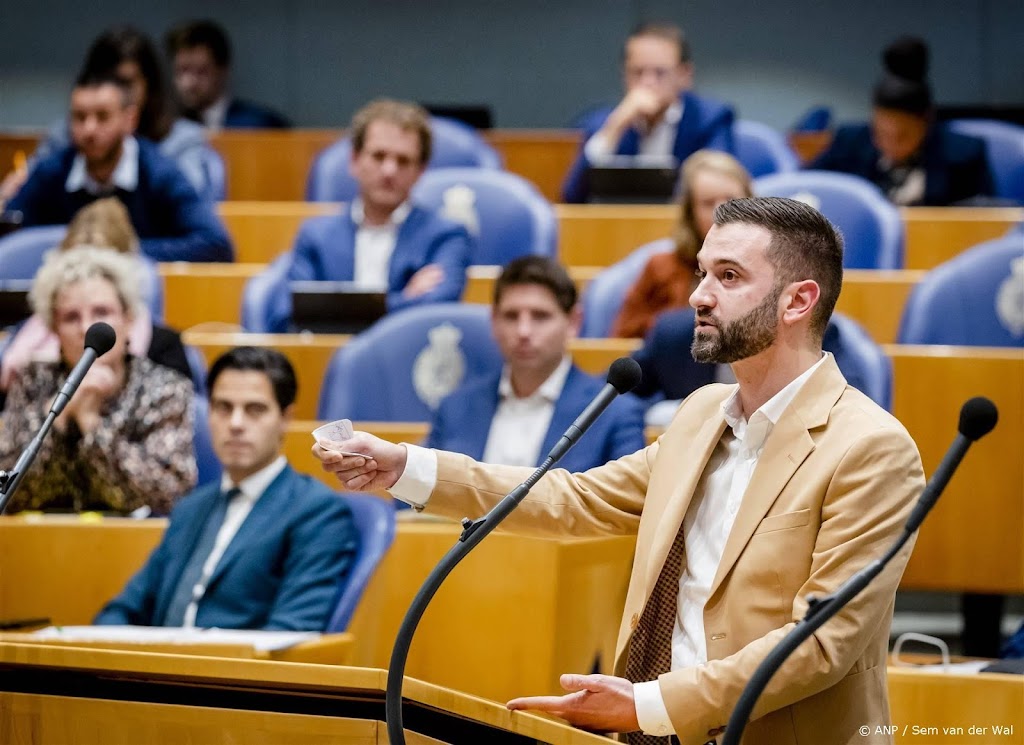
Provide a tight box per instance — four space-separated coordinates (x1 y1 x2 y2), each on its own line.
412 323 467 409
440 184 480 235
995 255 1024 337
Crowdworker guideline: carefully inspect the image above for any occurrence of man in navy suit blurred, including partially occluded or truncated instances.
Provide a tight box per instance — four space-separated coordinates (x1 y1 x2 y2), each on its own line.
165 19 290 130
562 22 735 203
426 257 646 472
96 347 357 631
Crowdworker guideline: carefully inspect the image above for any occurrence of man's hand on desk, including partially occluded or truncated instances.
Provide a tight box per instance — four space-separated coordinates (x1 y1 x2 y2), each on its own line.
312 432 407 491
507 673 640 734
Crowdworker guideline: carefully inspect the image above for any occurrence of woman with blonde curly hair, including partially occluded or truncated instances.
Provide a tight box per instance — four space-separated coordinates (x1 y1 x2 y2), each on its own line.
0 247 196 515
611 150 752 338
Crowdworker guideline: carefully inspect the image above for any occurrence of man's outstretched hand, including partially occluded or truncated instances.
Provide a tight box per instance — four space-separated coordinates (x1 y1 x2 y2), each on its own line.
507 673 640 734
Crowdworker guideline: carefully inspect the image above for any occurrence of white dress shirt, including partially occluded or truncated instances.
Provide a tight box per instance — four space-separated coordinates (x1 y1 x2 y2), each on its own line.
181 455 288 628
201 95 232 132
481 357 572 467
632 353 829 737
583 101 683 164
351 198 412 290
65 135 139 195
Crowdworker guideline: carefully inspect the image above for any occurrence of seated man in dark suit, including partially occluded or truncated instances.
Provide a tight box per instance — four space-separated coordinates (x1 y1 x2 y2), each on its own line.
165 19 290 130
95 347 357 631
426 257 645 471
4 71 232 263
811 36 993 206
266 99 473 331
562 22 735 203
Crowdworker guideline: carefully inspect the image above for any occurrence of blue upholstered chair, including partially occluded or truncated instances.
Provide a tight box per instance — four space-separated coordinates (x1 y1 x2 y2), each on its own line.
305 117 502 202
579 238 673 338
826 312 892 410
898 234 1024 347
0 226 165 319
411 168 557 265
791 106 833 133
324 493 396 632
755 170 904 269
240 253 291 333
318 303 501 422
946 119 1024 203
191 395 221 487
734 120 800 178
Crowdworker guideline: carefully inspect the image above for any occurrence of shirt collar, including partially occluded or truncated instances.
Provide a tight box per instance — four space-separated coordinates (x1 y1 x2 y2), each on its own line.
65 135 139 195
350 197 412 228
498 355 572 403
202 95 232 131
219 455 287 502
721 352 830 452
663 100 683 125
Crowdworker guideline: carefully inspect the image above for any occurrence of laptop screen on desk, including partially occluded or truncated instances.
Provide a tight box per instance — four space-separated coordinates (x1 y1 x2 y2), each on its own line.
289 281 388 334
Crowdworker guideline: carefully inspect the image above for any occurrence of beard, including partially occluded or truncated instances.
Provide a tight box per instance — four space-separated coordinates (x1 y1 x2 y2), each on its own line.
691 285 781 364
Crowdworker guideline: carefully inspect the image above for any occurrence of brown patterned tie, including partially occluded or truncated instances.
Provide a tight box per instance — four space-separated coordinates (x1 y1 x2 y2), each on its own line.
622 520 688 745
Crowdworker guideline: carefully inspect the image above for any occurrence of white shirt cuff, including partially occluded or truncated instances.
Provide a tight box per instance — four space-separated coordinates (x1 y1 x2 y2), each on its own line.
387 444 437 508
583 131 615 163
633 679 675 737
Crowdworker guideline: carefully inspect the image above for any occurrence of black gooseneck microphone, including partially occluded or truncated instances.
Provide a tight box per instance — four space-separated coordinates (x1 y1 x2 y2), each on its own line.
0 322 117 515
721 397 998 745
385 358 642 745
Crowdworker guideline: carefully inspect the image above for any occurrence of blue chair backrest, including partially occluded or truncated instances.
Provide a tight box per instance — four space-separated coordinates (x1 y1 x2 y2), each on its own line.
898 234 1024 347
946 119 1024 203
192 395 221 486
755 170 904 269
734 120 800 178
411 168 557 265
200 146 227 201
184 344 207 395
324 493 396 632
827 312 892 410
306 117 502 202
0 226 165 320
241 253 291 332
791 106 833 133
318 303 502 422
580 238 674 338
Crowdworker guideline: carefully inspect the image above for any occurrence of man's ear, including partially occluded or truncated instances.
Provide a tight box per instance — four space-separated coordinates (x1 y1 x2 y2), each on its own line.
123 103 140 134
281 403 296 425
567 304 583 339
781 280 820 327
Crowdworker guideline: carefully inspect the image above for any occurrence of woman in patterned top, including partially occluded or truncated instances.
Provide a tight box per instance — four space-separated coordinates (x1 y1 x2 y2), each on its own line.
0 247 197 515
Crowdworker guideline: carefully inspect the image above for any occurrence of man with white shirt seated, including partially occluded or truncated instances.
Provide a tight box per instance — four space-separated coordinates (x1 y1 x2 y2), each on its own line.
425 256 645 473
562 22 736 203
265 99 473 332
95 347 357 631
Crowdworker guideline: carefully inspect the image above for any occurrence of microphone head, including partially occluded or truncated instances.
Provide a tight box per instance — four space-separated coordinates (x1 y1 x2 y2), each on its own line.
607 357 642 394
84 322 117 356
959 396 998 441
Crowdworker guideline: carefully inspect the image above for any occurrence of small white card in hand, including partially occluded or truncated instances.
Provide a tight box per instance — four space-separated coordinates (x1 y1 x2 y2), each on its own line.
312 419 364 457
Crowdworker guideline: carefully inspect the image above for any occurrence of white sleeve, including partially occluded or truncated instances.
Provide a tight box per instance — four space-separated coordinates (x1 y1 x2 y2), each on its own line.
387 443 438 508
633 680 676 736
583 131 616 162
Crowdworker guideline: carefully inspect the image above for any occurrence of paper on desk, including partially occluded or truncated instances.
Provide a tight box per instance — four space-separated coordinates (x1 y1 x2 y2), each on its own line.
33 626 319 652
896 660 991 675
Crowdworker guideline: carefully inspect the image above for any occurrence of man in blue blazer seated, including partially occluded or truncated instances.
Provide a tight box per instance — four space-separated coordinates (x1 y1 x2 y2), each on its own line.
266 99 473 332
165 20 290 130
4 71 232 263
95 347 357 631
562 22 735 204
426 256 646 472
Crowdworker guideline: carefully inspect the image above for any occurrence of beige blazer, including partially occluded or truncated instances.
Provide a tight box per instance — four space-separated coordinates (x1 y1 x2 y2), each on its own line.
429 356 924 745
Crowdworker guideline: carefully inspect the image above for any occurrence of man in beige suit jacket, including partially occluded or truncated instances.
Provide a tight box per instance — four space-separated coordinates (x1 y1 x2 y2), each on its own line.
315 197 925 745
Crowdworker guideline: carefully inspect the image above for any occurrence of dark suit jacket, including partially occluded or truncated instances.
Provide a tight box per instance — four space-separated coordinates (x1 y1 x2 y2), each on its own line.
6 139 233 262
810 123 994 206
562 91 735 203
633 308 882 405
224 98 291 129
425 365 646 472
267 203 472 332
95 465 357 631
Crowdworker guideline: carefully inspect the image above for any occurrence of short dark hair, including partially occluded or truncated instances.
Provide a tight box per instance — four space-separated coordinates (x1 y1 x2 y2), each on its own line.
72 70 132 107
872 36 932 115
713 197 844 342
165 19 232 68
493 256 577 314
207 347 298 411
350 99 432 165
625 22 692 64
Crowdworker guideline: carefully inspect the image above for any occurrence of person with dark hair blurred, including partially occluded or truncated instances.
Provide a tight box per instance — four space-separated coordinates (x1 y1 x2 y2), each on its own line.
811 36 994 206
425 256 645 471
165 19 290 130
31 25 217 198
3 72 232 262
95 346 357 631
562 22 735 203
